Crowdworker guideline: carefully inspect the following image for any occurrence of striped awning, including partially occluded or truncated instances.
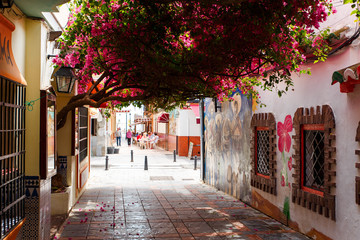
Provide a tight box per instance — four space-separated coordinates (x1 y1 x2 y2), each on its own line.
157 113 169 123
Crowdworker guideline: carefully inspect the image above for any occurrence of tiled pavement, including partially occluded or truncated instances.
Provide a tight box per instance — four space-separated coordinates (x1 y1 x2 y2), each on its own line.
55 146 309 240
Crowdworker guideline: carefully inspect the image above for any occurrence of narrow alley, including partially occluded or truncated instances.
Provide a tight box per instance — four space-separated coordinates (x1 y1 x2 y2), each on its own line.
55 147 308 240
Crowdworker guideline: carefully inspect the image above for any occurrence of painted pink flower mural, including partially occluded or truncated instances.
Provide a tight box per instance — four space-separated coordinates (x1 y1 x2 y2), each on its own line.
277 115 293 153
281 175 285 187
278 115 293 188
288 157 293 171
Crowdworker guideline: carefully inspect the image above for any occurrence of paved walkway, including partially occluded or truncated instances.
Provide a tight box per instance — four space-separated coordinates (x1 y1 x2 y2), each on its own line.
55 146 309 239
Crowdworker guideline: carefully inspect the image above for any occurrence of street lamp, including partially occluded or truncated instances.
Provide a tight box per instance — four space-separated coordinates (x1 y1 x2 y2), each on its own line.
53 66 76 93
0 0 14 8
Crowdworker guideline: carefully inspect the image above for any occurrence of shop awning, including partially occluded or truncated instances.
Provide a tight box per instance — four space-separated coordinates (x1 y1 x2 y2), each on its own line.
0 14 27 85
134 117 152 124
157 113 169 123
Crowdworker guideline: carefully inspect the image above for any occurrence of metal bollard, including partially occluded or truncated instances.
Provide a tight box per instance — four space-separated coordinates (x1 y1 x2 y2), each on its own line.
105 155 109 170
131 150 134 162
194 155 197 170
173 150 176 162
144 156 148 170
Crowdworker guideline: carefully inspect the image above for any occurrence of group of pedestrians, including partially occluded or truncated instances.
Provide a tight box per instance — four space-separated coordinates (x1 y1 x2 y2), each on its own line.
135 131 159 149
114 128 133 146
115 128 158 148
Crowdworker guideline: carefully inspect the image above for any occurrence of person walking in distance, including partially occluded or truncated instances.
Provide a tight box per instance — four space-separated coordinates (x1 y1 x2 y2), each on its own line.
126 129 132 146
115 128 121 146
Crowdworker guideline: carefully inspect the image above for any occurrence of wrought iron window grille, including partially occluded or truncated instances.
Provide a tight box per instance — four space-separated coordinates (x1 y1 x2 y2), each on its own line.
256 129 270 177
250 113 277 195
292 105 336 221
0 77 26 239
302 129 325 192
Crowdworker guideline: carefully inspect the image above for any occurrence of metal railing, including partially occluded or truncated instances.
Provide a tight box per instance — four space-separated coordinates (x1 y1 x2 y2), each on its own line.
0 77 26 239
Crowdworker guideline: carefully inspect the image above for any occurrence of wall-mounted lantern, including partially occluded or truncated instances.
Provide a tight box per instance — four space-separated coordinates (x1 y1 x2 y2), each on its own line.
53 66 76 93
0 0 14 8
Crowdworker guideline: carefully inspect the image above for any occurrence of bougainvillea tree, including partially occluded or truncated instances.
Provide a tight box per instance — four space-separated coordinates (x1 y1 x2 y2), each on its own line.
54 0 335 129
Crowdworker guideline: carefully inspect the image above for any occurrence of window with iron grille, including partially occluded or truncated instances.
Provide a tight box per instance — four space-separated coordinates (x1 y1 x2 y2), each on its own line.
292 105 336 221
250 113 277 195
78 107 88 162
255 127 270 177
0 77 26 239
301 125 325 195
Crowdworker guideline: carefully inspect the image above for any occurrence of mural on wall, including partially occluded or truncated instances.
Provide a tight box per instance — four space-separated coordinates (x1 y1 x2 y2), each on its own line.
204 91 252 201
169 109 178 135
277 115 293 221
277 115 293 188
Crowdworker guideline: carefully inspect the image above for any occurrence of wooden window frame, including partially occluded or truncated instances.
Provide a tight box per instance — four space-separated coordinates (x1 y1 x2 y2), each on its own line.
250 113 277 195
300 124 325 197
354 122 360 204
292 105 336 221
40 87 57 179
78 107 88 163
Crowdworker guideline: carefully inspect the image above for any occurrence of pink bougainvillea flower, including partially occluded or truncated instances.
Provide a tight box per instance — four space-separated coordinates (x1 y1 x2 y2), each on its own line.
277 115 293 152
288 157 293 171
281 175 285 187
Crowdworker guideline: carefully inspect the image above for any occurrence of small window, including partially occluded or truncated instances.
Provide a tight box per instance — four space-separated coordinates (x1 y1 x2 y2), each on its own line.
292 105 336 221
255 127 270 178
301 125 325 196
78 107 88 162
250 113 277 195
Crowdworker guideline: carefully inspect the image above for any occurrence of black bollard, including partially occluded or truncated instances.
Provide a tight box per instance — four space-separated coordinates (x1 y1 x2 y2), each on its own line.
173 150 176 162
131 150 134 162
105 155 109 170
194 155 197 170
144 156 148 170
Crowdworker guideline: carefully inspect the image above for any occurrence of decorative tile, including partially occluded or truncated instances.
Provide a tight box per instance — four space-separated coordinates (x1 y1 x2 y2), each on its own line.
39 178 52 240
23 176 52 240
25 176 40 198
23 197 40 240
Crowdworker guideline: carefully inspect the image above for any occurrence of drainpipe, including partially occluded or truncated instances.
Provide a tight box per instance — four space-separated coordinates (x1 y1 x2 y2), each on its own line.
200 98 205 181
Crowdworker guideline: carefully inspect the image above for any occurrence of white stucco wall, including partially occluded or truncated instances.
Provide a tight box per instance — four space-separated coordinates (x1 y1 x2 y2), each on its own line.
177 109 200 136
255 38 360 240
158 122 167 134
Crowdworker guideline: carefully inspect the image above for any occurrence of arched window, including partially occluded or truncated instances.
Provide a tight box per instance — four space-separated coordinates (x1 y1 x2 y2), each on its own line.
250 113 277 195
292 105 336 221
